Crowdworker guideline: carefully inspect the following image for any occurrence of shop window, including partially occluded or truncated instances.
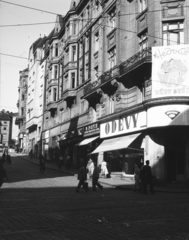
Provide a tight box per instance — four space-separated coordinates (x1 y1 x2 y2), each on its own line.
108 47 116 69
138 31 148 51
163 21 184 46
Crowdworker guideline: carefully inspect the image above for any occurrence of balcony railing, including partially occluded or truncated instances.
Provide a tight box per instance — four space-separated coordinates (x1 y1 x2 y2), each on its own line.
120 47 152 76
83 65 120 96
64 61 77 73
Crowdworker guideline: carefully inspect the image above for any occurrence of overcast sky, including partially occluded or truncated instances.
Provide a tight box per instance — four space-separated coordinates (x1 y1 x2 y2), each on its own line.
0 0 71 113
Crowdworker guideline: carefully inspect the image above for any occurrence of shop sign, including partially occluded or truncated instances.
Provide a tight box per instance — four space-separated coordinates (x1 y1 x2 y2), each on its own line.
84 123 99 135
101 111 146 138
148 104 189 127
152 45 189 98
42 130 49 140
50 126 60 137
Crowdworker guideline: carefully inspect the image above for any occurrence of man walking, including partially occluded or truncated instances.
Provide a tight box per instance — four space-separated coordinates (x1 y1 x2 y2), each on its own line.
92 162 103 191
76 158 88 193
140 160 155 194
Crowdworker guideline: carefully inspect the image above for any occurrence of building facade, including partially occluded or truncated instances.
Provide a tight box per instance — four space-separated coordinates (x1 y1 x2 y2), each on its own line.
0 110 19 149
26 37 46 156
15 68 28 152
39 0 189 184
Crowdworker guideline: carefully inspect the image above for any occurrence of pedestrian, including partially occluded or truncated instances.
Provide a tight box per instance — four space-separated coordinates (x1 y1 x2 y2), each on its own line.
0 160 8 190
86 159 94 179
75 158 88 193
39 155 46 174
66 156 72 170
58 155 64 169
29 149 33 160
133 164 140 192
92 162 103 191
140 160 155 194
101 160 109 178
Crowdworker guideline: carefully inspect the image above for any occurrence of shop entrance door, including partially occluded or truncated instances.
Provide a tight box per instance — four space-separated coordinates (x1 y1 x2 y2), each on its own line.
166 145 185 183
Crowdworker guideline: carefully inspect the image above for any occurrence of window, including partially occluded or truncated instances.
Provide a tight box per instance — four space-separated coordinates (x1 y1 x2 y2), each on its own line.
65 75 69 90
108 9 116 30
22 94 25 100
21 107 24 116
54 65 58 79
72 21 77 35
94 66 99 80
163 21 184 46
71 72 76 89
108 48 116 69
95 0 99 10
55 43 58 57
138 0 147 13
85 37 89 52
138 31 148 51
95 31 99 52
3 127 6 130
53 88 57 101
72 46 77 61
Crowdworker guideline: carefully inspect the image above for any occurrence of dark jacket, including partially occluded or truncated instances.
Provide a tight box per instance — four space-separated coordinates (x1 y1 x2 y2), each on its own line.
78 167 87 181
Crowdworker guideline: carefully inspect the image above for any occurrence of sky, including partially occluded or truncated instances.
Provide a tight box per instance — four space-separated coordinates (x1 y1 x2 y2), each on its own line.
0 0 71 113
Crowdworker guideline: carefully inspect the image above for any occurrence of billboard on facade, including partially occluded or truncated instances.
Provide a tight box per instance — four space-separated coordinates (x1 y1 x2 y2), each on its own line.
152 45 189 98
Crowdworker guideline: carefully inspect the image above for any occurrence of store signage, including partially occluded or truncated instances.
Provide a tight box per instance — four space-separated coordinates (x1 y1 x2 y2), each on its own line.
84 123 99 135
100 111 146 138
148 104 189 127
152 45 189 98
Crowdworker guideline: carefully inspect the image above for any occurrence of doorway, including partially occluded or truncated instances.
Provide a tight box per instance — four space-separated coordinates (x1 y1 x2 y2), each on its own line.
166 145 185 183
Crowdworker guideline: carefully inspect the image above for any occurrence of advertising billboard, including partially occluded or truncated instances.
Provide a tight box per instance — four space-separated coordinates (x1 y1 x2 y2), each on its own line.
152 45 189 98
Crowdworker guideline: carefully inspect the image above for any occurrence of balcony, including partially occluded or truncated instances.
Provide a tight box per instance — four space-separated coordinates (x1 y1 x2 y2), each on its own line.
120 47 152 78
64 61 77 73
26 117 38 129
15 116 24 125
83 65 120 99
47 101 57 111
62 89 76 101
48 79 58 88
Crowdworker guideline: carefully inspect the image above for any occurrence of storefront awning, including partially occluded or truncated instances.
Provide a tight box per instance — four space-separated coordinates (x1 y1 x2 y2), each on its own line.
90 133 141 154
77 136 99 146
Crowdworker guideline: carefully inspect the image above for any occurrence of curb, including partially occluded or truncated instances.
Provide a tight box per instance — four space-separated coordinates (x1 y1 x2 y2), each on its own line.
14 154 75 176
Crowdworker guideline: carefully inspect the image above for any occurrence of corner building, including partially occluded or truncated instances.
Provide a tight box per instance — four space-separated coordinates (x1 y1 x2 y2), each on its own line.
42 0 189 184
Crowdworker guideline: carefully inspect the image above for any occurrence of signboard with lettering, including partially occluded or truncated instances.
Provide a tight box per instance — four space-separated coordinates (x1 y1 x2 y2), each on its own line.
100 111 146 138
152 45 189 98
84 123 100 135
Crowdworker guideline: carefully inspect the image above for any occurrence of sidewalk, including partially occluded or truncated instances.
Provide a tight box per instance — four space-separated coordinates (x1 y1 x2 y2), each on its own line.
14 153 189 193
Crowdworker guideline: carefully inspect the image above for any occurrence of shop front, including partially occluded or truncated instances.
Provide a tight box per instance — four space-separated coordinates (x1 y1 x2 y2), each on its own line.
147 104 189 184
42 130 49 160
90 111 147 176
76 123 101 167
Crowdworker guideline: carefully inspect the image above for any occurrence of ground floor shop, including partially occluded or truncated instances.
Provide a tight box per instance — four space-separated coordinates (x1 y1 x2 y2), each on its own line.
89 104 189 185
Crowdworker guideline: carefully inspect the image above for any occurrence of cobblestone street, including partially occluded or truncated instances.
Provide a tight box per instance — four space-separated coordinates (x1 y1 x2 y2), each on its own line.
0 155 189 240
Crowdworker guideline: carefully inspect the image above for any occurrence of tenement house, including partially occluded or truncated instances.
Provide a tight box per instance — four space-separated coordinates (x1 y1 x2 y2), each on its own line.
15 67 28 152
42 0 189 184
26 36 46 156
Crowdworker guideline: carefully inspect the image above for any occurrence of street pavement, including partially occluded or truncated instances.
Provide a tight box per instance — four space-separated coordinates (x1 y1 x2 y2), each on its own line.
0 154 189 239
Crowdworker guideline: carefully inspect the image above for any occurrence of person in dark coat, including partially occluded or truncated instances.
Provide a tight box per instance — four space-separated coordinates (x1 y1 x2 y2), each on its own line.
0 160 8 189
92 162 103 191
75 158 88 192
140 160 155 194
39 155 45 174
